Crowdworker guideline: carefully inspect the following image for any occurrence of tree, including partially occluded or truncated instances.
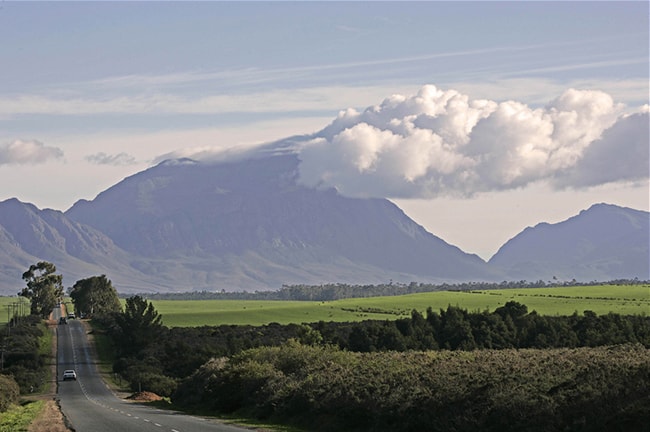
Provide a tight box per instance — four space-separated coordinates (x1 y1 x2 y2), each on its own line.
19 261 64 318
113 296 164 356
69 275 122 318
439 305 477 350
495 301 529 320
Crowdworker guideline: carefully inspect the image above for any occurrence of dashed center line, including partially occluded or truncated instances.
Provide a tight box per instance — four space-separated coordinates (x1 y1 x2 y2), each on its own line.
61 323 189 432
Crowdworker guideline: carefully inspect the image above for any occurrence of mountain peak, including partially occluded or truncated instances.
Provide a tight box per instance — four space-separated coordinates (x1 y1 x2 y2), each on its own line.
490 203 649 281
63 154 496 290
157 158 198 167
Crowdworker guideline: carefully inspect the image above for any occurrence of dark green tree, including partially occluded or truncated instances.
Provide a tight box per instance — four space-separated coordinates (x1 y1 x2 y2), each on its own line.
19 261 64 318
113 296 164 356
439 305 477 350
69 275 122 318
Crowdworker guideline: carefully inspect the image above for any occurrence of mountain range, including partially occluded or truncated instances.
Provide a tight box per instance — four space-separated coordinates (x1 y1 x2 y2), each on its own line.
0 153 647 295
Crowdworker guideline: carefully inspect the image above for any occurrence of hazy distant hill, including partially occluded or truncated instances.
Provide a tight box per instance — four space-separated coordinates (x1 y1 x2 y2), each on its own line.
0 198 166 293
489 203 650 281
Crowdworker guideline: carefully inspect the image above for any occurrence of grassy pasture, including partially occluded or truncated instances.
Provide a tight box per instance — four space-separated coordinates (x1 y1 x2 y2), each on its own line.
151 284 649 327
0 297 30 325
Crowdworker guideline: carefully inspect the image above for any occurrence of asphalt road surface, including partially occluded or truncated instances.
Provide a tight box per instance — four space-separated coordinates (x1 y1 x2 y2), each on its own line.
55 308 249 432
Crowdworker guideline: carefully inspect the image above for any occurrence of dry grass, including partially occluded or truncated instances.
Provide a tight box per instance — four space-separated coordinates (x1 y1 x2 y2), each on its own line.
26 314 72 432
27 399 71 432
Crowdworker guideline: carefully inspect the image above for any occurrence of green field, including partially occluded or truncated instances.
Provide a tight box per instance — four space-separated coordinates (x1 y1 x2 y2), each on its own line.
0 297 30 325
150 284 650 327
2 284 647 327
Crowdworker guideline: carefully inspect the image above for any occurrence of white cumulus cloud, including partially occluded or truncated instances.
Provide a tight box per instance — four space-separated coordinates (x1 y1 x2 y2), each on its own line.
0 139 64 165
297 85 647 198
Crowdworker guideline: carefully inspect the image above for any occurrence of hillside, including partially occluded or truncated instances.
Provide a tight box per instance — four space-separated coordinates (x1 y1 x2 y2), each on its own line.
64 153 498 290
489 203 649 281
0 198 168 293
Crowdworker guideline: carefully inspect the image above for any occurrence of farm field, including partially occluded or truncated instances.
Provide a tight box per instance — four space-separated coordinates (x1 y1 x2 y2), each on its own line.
1 284 647 326
0 297 30 325
150 284 649 327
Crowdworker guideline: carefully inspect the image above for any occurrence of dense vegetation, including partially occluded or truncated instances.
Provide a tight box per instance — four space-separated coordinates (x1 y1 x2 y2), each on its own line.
69 274 122 318
0 374 20 413
98 300 650 402
0 315 50 402
18 262 64 318
173 342 649 432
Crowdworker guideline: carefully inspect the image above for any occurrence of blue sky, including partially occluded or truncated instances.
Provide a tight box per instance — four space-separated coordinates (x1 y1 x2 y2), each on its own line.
0 1 648 260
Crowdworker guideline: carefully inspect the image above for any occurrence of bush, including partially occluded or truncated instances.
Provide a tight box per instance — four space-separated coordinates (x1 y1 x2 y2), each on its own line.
129 372 177 397
3 366 43 394
0 316 49 394
0 374 20 412
174 343 650 432
117 360 177 397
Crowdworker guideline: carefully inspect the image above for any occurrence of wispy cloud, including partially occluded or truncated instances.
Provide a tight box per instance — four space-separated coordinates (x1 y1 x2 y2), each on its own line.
0 139 64 165
1 75 647 120
85 152 137 166
0 86 411 117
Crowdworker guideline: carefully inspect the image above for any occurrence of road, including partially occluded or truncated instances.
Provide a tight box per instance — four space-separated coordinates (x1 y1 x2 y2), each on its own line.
54 307 249 432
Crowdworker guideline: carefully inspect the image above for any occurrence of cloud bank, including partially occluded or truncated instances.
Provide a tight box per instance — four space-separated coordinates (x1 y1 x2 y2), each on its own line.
297 85 648 198
0 139 64 165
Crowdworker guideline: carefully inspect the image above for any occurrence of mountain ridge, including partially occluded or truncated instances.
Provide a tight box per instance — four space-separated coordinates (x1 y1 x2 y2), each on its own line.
489 202 649 281
0 155 647 294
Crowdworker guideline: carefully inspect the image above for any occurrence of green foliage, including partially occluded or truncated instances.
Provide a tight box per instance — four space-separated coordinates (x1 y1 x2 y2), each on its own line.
0 315 49 393
0 375 19 413
312 303 650 353
0 400 44 432
121 361 177 397
173 343 650 432
18 262 64 318
99 302 650 404
101 296 171 395
69 275 122 318
296 324 322 346
112 295 163 357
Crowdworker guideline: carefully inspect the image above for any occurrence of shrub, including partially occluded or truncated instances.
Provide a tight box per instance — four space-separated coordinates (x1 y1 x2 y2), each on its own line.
0 374 20 412
118 360 177 397
129 372 177 397
174 343 650 432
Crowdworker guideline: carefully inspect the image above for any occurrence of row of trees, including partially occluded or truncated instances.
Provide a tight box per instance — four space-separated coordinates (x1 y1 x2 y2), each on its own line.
0 262 125 408
140 278 647 301
16 261 122 320
12 261 167 396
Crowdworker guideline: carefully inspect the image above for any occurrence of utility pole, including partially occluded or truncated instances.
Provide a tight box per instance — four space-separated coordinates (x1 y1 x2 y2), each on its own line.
10 303 17 327
5 305 10 336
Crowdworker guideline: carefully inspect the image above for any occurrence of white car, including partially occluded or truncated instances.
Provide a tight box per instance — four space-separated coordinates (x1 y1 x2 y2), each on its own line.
63 370 77 381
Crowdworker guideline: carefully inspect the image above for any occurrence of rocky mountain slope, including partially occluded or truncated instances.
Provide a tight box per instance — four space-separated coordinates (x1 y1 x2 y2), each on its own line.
489 203 649 281
0 198 166 293
63 153 497 291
